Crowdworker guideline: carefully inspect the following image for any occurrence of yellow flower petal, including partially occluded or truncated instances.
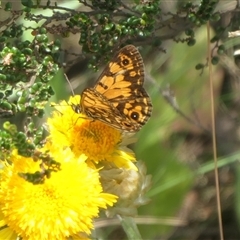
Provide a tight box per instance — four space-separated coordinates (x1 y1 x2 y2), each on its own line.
0 147 117 240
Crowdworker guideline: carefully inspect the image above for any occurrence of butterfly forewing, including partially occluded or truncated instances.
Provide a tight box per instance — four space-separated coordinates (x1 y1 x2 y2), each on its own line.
79 45 152 132
81 88 139 131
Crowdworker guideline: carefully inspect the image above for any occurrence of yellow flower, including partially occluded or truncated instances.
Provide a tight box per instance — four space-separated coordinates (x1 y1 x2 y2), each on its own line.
0 148 117 240
48 95 137 170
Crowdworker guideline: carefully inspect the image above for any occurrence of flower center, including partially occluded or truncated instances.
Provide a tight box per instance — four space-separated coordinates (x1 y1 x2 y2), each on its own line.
71 119 122 162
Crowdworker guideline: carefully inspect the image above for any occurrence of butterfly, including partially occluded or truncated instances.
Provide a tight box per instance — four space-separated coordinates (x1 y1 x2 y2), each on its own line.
73 45 152 132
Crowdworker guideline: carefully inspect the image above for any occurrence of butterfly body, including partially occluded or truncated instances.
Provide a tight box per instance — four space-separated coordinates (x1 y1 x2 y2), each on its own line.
77 45 152 132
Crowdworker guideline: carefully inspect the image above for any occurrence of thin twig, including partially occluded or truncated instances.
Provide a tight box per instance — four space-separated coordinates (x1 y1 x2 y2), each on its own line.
146 73 210 134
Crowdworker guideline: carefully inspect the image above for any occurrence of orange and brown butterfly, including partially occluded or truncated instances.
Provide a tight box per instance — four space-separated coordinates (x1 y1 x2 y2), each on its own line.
72 45 152 133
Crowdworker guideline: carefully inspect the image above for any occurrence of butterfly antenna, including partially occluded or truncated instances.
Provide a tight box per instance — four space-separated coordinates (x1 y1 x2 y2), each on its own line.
64 73 82 115
64 73 75 96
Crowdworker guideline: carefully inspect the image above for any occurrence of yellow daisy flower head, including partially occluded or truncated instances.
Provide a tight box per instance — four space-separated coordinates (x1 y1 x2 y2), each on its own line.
0 147 117 240
47 95 137 170
100 161 152 218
